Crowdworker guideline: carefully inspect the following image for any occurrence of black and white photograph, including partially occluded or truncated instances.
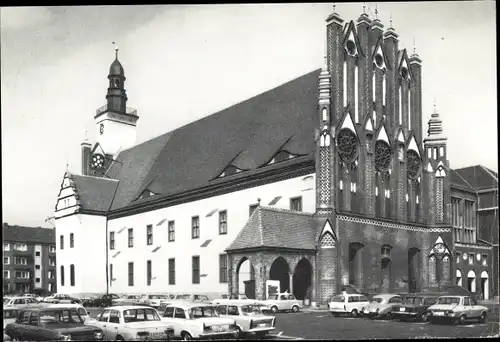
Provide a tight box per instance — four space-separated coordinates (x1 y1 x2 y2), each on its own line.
1 2 498 340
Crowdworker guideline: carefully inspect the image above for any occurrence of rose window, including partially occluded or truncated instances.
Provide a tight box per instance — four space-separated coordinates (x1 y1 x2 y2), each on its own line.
337 129 358 164
375 140 391 172
433 243 446 257
91 153 105 169
406 150 421 179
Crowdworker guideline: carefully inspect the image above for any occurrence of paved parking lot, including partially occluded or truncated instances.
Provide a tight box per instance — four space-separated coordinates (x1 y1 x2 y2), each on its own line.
86 307 499 339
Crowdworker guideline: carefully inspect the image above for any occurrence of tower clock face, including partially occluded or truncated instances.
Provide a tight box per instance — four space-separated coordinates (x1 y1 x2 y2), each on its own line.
99 123 104 135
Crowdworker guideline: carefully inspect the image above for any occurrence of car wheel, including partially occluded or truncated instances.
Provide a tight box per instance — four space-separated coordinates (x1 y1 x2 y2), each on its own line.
459 314 466 325
235 326 242 339
116 335 125 341
421 312 428 322
479 312 487 323
182 332 193 341
351 309 358 317
292 305 299 313
271 306 278 314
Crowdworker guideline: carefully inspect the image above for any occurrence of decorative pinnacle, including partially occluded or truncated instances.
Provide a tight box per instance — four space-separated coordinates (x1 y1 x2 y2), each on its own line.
427 101 446 139
112 41 119 60
389 12 393 28
333 4 336 13
363 2 366 13
375 4 378 19
413 37 416 54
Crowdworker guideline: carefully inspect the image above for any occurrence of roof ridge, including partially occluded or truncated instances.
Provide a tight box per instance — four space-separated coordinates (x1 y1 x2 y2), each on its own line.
451 168 476 192
479 165 498 182
73 174 119 182
259 205 314 216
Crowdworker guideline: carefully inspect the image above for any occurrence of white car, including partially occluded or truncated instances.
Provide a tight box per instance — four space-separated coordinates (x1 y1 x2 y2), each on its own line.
260 293 302 313
3 307 21 329
212 294 260 306
362 294 403 319
329 293 369 317
215 302 276 338
172 294 211 303
92 306 174 341
4 297 40 309
159 302 238 340
43 294 80 304
427 296 488 325
138 294 169 308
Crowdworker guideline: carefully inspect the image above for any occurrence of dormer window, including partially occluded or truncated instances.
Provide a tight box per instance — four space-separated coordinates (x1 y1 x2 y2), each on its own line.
218 165 244 178
138 189 157 200
267 150 299 165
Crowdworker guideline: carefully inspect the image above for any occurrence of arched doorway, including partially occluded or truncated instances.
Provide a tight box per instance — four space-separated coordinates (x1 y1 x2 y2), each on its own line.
481 271 489 300
456 269 462 287
270 257 290 293
467 270 476 293
293 258 313 300
236 258 255 299
408 248 420 293
380 245 392 292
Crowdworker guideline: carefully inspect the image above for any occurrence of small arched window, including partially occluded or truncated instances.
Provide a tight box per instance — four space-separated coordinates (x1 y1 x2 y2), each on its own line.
115 79 120 88
60 266 65 286
70 264 75 286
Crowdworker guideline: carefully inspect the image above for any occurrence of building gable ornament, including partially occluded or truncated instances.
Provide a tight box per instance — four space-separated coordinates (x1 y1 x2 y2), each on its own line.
407 136 420 156
337 215 451 233
397 129 405 144
376 124 390 144
426 162 433 173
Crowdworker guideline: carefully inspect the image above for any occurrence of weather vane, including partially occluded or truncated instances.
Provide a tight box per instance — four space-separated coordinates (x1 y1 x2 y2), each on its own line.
112 41 119 59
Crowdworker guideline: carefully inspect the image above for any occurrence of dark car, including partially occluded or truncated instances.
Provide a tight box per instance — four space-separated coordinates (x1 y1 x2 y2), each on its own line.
91 294 120 308
5 307 103 341
391 295 438 322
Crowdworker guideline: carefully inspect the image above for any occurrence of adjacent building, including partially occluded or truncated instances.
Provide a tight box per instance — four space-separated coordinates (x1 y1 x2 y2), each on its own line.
3 224 57 294
54 8 497 302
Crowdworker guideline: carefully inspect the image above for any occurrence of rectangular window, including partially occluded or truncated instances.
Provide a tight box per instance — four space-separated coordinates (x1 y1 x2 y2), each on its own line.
14 244 27 251
219 254 228 283
49 245 56 253
192 216 200 239
35 265 40 269
146 225 153 245
290 196 303 212
110 232 115 250
192 256 200 284
35 251 41 257
468 253 474 265
4 243 10 251
49 257 56 267
4 270 10 279
110 264 113 285
128 228 134 248
219 211 228 235
60 235 64 250
168 258 175 285
14 257 27 265
70 233 74 248
35 278 40 283
128 262 134 286
3 257 10 265
249 204 258 217
168 221 175 242
456 252 461 264
147 260 152 286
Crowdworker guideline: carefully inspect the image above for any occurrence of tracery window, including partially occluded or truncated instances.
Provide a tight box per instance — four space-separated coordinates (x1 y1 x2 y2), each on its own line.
406 150 421 180
337 129 358 164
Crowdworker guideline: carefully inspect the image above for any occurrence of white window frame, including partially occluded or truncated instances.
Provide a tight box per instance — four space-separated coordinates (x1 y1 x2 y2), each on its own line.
49 245 56 253
4 243 10 251
4 256 10 265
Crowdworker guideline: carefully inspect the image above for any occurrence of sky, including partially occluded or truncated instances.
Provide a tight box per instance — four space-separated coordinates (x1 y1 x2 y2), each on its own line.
1 2 497 227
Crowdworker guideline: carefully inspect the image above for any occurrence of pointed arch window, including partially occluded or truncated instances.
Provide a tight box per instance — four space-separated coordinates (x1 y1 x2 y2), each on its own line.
385 188 391 218
399 86 403 125
320 131 331 147
343 61 347 106
60 266 65 287
408 87 412 131
382 74 386 106
70 264 75 286
354 64 359 123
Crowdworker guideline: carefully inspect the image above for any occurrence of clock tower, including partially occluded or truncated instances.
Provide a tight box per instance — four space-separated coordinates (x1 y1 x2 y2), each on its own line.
94 46 139 157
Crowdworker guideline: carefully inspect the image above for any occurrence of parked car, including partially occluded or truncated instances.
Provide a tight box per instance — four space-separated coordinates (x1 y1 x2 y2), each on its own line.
46 304 94 324
427 296 488 325
4 297 40 309
43 294 81 304
212 294 259 306
3 307 21 329
92 306 174 340
159 302 238 340
328 293 369 317
391 295 438 322
172 294 211 303
362 294 403 319
260 293 302 314
214 302 276 339
90 294 121 308
111 295 143 306
4 307 103 341
139 294 170 308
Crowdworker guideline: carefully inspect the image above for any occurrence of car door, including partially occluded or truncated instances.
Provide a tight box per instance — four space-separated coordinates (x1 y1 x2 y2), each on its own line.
162 307 177 335
106 310 121 340
467 297 480 318
95 310 111 340
26 311 42 341
462 297 472 317
173 308 187 336
13 311 31 340
279 295 288 310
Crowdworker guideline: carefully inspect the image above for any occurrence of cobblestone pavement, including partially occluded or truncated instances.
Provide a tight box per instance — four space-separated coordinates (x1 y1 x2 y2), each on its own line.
86 307 499 340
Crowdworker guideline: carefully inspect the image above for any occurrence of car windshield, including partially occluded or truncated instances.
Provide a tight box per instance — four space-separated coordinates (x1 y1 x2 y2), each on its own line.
241 305 262 315
122 308 161 323
331 295 345 302
371 298 383 303
149 295 162 299
4 298 10 304
268 295 278 300
240 295 248 299
436 297 461 305
40 310 84 325
4 310 18 318
179 295 191 299
188 306 218 318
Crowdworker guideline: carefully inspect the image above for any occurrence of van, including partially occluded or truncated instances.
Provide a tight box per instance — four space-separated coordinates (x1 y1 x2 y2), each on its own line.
328 293 369 317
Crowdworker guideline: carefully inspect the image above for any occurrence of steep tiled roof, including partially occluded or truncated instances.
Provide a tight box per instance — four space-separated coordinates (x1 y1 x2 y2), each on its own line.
3 224 55 245
449 168 476 192
104 69 320 211
226 206 315 251
453 165 498 191
71 175 119 212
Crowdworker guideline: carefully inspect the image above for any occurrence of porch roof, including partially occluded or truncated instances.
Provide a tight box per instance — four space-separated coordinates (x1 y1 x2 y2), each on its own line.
226 206 316 252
